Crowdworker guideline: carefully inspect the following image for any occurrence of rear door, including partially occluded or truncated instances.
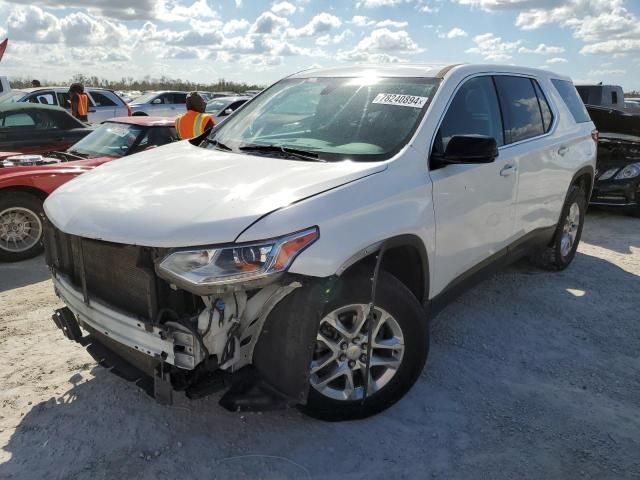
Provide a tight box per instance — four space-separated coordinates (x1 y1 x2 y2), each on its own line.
171 92 187 116
430 75 518 291
87 90 118 123
493 75 562 235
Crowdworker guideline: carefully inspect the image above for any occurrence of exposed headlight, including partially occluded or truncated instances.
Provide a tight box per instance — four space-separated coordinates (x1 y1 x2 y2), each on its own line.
157 227 319 288
598 168 619 181
614 163 640 180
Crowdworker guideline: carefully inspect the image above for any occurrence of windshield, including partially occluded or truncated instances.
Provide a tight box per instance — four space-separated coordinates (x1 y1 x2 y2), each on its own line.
69 123 145 158
205 100 230 114
205 76 440 161
0 90 27 104
131 92 157 104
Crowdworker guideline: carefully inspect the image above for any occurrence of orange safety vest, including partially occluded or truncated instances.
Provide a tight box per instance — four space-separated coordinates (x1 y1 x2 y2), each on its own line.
175 111 215 139
77 93 89 116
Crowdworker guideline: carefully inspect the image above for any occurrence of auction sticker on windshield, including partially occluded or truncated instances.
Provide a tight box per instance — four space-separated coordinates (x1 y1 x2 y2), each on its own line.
372 93 428 108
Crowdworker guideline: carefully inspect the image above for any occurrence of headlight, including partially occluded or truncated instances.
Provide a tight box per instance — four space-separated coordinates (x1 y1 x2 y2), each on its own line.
598 168 619 181
157 227 319 288
614 163 640 180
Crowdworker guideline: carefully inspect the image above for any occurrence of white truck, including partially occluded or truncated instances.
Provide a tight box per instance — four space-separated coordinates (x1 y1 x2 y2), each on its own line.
44 64 597 420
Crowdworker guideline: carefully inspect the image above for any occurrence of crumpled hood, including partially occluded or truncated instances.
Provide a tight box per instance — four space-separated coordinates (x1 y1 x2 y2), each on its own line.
44 140 386 247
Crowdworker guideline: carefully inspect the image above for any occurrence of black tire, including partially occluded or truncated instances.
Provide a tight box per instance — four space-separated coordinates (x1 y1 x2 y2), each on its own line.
299 269 429 421
0 191 46 262
132 112 148 116
530 184 586 270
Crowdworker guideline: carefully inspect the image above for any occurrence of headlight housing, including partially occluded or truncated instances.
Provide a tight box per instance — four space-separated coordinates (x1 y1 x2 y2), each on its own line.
598 168 619 181
157 227 319 290
614 163 640 180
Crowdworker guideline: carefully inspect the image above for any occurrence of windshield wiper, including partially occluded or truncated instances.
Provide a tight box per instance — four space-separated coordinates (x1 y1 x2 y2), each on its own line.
239 144 326 162
206 138 232 151
65 150 89 159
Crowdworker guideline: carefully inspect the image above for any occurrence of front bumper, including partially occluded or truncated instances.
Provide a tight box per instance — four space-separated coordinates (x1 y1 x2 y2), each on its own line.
53 272 201 370
590 178 639 207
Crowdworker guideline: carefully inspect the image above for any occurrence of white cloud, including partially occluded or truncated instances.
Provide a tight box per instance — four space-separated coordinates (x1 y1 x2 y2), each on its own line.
337 27 421 62
271 1 297 15
589 68 626 76
287 12 341 37
234 0 242 7
356 0 407 7
222 19 250 35
316 29 353 46
443 27 468 39
581 39 640 55
350 15 375 26
250 11 290 34
518 43 565 54
466 33 521 61
546 57 567 64
376 19 408 28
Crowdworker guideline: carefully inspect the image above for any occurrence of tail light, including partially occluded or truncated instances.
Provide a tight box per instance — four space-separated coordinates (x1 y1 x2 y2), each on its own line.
591 129 599 143
127 104 132 117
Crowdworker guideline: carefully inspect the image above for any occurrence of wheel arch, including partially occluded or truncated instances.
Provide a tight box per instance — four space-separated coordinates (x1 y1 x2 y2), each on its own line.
0 186 49 202
339 234 430 306
570 165 595 201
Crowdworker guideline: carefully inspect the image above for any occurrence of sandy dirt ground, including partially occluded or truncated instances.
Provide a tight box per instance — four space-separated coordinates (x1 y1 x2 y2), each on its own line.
0 210 638 480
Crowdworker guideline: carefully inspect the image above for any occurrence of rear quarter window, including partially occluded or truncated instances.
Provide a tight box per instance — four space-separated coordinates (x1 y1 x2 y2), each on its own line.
90 91 117 107
551 79 591 123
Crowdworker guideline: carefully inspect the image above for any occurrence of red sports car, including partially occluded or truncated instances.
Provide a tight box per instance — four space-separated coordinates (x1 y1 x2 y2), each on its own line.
0 117 177 262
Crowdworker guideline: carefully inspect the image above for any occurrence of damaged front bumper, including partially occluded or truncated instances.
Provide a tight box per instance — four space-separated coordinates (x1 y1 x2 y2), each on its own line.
53 272 203 370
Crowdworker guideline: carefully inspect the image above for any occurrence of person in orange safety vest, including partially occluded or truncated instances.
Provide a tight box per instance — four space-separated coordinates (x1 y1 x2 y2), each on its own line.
175 92 216 140
69 83 89 122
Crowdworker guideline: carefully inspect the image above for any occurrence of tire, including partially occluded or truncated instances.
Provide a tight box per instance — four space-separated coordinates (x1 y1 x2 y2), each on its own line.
299 269 428 421
132 112 148 116
0 191 46 262
530 184 586 270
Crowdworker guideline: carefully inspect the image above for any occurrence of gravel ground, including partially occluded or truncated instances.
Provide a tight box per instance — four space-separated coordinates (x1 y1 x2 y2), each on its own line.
0 210 638 480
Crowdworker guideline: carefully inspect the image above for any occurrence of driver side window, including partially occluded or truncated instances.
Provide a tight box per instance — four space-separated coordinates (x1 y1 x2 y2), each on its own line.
434 76 504 155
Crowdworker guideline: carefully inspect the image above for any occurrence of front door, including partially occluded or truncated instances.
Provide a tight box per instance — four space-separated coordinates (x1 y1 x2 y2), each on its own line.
429 75 517 295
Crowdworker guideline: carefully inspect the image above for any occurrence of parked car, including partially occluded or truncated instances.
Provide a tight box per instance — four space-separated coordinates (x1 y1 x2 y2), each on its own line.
129 91 187 117
243 89 262 97
586 105 640 215
576 84 640 114
0 86 130 123
208 91 237 99
0 103 93 155
205 96 250 122
44 64 596 420
0 116 177 262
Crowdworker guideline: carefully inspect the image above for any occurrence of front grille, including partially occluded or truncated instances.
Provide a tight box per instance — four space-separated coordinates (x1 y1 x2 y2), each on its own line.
44 223 202 321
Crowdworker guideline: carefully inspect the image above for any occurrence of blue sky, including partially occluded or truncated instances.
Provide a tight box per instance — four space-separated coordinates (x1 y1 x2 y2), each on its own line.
1 0 639 89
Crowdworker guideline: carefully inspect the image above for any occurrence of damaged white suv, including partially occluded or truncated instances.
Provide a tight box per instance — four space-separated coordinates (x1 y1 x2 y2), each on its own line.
44 64 596 420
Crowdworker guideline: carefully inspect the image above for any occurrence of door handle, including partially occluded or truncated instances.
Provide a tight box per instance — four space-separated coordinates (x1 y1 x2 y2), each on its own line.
558 146 568 156
500 164 516 176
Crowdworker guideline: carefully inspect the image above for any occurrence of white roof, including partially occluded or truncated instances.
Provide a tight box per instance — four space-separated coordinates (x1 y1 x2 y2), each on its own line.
289 63 573 82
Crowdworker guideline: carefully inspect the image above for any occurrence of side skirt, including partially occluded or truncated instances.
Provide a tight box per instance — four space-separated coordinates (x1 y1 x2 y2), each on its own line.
428 225 556 317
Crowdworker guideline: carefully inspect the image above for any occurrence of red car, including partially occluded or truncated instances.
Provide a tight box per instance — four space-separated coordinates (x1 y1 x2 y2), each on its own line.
0 117 177 262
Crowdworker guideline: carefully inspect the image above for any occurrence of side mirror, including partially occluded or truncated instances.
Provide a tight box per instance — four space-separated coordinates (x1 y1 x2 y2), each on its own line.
433 135 498 166
223 108 233 115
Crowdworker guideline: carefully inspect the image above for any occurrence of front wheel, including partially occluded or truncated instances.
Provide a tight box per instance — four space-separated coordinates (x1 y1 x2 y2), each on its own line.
530 184 586 270
300 270 428 421
0 191 45 262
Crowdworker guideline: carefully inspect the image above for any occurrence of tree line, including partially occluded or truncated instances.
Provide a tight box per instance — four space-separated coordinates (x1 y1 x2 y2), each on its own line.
10 74 264 93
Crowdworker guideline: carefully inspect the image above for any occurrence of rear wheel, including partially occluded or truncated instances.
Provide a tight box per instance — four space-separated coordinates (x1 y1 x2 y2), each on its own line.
300 270 428 421
530 185 586 270
0 192 45 262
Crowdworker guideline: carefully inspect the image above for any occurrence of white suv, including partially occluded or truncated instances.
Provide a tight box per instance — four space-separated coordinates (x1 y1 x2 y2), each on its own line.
129 91 187 117
44 64 596 420
12 87 129 123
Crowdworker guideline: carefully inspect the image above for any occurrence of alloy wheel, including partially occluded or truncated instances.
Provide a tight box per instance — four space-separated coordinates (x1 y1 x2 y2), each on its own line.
310 304 405 401
560 201 580 258
0 207 43 253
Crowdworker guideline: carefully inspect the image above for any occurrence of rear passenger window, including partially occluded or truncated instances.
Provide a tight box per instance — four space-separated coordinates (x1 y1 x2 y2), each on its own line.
551 79 591 123
90 91 116 107
1 112 35 127
533 81 553 132
173 93 187 104
435 76 504 154
494 76 544 143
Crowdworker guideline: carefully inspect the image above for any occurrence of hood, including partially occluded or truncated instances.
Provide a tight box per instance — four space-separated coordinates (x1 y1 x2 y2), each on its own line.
44 140 387 247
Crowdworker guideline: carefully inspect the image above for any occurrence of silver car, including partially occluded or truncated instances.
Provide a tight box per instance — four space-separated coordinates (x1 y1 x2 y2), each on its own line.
129 91 187 117
204 96 250 122
10 87 129 123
